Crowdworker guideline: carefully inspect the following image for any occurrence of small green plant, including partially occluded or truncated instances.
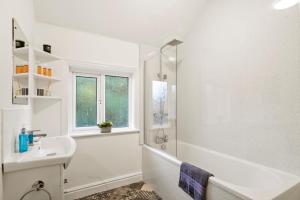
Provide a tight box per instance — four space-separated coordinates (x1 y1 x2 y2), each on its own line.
97 121 113 128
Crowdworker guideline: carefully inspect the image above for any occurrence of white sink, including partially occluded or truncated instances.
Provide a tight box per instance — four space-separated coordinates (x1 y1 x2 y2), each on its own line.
3 136 76 173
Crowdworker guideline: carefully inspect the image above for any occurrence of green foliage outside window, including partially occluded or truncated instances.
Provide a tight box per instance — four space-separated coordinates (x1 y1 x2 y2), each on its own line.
75 75 129 129
76 76 97 127
105 76 129 128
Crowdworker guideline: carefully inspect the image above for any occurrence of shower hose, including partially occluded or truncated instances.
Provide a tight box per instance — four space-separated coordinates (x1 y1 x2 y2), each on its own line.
19 180 52 200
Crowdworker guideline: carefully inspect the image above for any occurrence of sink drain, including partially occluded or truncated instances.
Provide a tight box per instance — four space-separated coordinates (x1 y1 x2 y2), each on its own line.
46 153 56 156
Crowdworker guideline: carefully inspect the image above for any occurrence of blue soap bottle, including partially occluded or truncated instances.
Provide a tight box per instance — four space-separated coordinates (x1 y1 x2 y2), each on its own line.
19 128 28 153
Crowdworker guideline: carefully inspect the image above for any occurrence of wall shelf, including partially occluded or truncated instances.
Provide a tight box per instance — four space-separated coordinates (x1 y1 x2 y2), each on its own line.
14 95 29 99
13 73 29 79
33 74 61 82
13 47 61 64
14 95 62 100
33 48 61 64
31 95 62 100
13 47 29 62
13 73 61 82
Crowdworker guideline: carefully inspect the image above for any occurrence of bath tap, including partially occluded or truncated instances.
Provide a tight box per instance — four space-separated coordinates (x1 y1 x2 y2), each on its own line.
155 134 168 144
163 134 168 142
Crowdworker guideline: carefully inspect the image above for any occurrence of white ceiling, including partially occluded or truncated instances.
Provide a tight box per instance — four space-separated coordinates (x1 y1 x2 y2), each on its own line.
33 0 205 46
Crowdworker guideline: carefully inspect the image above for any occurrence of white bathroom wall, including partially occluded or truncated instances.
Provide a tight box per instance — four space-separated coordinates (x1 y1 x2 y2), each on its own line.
32 22 142 195
2 108 32 162
33 22 139 67
64 133 142 189
33 22 140 134
178 0 300 176
0 1 36 199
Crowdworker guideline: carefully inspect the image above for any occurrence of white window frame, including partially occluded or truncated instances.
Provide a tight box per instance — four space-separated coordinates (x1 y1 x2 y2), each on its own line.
73 73 101 131
72 72 133 132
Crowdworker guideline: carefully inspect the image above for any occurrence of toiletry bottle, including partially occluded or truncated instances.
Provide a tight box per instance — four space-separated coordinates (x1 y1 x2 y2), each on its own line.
19 128 28 153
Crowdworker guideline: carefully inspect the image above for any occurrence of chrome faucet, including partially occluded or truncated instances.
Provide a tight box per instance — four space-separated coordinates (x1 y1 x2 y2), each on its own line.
27 130 47 145
34 133 47 143
34 133 47 138
27 130 40 134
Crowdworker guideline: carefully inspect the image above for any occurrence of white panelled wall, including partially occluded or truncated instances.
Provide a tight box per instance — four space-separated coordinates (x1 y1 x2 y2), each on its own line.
178 0 300 176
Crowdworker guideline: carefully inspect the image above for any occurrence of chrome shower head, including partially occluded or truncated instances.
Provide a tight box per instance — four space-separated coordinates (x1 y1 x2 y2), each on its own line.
160 39 183 51
166 39 183 46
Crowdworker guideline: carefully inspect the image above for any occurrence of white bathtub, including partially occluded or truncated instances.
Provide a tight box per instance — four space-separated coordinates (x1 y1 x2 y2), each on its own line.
142 142 300 200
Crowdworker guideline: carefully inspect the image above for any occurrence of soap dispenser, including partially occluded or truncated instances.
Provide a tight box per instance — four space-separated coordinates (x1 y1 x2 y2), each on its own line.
19 128 28 153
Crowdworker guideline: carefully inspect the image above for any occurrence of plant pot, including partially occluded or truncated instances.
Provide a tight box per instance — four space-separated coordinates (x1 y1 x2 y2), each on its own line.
101 127 112 133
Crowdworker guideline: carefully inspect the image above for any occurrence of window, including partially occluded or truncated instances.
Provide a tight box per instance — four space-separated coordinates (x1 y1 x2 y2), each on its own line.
73 74 130 131
76 76 98 127
105 75 129 128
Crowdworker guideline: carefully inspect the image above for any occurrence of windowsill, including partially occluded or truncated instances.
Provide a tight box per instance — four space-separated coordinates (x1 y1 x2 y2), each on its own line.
70 128 140 138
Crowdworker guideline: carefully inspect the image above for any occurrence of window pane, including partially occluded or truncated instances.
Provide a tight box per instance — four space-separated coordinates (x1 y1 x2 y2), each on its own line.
76 76 97 127
105 76 129 128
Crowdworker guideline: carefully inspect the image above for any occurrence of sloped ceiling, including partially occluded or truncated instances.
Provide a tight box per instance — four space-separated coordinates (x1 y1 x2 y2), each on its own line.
33 0 205 46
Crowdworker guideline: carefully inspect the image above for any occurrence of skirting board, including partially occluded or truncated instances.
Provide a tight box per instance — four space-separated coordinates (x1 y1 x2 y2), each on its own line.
64 172 143 200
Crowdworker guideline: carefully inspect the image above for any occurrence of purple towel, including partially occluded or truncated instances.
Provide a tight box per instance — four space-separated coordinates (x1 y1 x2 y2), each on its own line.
179 162 213 200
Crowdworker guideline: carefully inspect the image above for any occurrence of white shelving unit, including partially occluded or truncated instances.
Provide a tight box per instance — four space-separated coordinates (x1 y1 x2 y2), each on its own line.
13 47 29 61
33 73 61 82
13 47 61 64
13 73 29 79
13 95 29 99
33 48 61 64
30 95 62 100
13 45 63 102
15 95 62 100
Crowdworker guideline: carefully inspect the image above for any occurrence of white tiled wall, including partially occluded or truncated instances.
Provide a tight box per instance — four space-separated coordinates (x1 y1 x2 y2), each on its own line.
2 108 31 161
178 0 300 176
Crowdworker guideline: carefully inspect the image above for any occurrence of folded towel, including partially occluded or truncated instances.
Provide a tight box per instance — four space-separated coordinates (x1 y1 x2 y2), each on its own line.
179 162 213 200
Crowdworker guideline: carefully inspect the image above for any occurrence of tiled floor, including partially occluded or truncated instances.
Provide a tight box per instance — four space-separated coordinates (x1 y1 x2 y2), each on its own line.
77 182 162 200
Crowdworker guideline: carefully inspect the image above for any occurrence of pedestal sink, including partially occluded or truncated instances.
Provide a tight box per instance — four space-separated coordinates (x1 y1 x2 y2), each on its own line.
3 135 76 173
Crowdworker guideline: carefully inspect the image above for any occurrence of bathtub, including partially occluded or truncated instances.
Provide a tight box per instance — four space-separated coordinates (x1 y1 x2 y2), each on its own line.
142 142 300 200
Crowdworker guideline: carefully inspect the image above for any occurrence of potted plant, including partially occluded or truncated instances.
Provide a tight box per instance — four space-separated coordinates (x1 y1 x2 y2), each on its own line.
97 121 113 133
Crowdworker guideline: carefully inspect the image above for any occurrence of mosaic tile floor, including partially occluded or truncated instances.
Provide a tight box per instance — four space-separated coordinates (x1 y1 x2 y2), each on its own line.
77 182 162 200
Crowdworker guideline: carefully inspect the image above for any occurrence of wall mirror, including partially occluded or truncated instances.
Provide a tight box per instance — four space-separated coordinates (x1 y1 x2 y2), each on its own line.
12 18 29 105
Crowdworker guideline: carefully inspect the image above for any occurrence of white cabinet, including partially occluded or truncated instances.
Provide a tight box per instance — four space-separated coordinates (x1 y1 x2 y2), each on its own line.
4 165 64 200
